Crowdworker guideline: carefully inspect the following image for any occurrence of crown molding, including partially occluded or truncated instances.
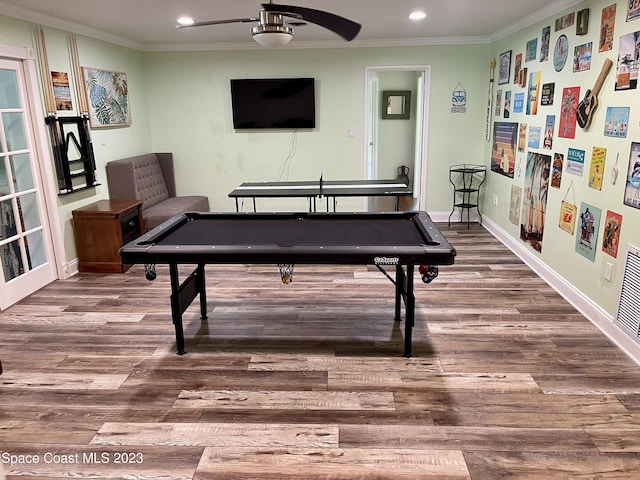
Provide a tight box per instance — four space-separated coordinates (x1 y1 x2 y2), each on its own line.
0 2 144 50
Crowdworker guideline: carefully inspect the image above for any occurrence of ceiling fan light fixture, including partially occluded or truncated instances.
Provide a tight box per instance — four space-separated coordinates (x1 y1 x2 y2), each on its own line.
251 24 294 47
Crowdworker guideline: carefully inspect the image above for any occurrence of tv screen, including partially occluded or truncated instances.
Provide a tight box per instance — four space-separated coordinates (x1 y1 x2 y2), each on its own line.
230 78 316 129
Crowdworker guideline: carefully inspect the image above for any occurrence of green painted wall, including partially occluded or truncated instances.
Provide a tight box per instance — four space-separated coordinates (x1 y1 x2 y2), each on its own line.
484 0 640 318
142 45 488 213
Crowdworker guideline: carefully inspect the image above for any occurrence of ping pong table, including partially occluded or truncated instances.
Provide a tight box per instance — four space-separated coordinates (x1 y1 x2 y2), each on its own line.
228 178 413 212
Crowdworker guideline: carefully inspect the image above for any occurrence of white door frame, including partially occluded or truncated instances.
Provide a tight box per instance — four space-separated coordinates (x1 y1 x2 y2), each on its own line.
364 65 431 210
1 45 65 308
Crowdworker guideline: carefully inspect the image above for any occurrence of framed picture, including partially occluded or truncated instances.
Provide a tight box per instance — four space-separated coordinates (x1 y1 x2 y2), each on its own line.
498 50 512 85
576 8 589 35
381 90 411 119
82 67 131 127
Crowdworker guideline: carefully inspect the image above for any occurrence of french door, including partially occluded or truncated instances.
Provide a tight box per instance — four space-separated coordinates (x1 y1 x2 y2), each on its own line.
0 55 57 309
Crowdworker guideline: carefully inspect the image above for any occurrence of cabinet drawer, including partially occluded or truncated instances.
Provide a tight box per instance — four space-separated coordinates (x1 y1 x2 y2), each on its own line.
121 209 141 243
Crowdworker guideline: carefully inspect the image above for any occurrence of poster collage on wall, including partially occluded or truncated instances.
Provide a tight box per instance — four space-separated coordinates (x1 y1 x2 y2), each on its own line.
492 2 639 261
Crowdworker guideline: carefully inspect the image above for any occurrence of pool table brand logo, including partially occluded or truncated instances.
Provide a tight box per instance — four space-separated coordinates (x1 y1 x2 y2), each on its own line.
374 256 399 265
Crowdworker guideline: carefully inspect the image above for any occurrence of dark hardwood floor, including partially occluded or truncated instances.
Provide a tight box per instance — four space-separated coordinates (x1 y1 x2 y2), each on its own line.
1 223 640 479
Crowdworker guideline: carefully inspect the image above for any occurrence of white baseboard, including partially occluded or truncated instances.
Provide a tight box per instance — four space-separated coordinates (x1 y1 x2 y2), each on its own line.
60 258 79 279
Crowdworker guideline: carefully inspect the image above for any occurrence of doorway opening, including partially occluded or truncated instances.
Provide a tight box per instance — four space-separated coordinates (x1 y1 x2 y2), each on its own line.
365 65 431 212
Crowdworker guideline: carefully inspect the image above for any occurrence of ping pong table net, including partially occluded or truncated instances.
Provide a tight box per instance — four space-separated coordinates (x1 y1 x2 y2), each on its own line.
278 263 294 284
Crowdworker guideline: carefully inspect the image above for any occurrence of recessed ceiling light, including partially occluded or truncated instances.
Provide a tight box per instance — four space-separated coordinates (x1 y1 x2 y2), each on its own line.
177 16 195 26
409 11 427 21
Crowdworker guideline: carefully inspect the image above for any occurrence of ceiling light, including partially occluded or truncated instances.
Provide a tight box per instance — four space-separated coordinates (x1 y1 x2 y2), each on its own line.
251 11 293 47
409 11 427 21
252 30 293 47
177 16 195 26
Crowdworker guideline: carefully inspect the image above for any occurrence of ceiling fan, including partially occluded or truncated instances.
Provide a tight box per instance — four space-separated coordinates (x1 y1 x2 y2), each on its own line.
177 1 362 47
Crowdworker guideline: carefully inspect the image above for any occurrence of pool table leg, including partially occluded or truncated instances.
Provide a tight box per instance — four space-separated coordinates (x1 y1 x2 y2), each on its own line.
404 264 415 358
169 263 208 355
169 264 186 355
394 264 415 357
394 265 403 322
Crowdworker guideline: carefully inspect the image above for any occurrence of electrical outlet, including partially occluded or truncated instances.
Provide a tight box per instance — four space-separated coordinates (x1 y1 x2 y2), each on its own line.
492 194 498 206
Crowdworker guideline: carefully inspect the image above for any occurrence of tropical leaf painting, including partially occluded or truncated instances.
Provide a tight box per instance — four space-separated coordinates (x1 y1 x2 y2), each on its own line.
82 67 131 127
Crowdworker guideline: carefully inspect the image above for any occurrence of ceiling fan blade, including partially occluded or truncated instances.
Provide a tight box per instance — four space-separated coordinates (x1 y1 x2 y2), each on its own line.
262 3 361 41
178 17 258 28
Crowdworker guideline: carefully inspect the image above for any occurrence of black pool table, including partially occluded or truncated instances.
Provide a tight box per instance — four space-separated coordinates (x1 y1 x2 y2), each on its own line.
119 211 456 356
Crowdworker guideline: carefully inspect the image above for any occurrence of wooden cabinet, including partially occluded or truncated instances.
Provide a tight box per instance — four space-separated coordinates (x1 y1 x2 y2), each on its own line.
72 199 143 273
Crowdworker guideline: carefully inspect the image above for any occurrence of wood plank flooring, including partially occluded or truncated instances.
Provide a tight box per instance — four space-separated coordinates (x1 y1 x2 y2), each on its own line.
2 223 640 479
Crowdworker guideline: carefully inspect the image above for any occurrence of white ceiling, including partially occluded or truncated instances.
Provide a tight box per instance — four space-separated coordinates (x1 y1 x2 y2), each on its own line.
0 0 582 50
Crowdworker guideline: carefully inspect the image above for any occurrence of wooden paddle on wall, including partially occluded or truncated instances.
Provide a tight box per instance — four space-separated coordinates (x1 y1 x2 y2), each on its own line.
576 58 613 129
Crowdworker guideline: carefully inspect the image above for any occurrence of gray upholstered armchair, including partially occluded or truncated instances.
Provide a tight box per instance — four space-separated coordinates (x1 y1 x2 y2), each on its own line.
106 153 209 230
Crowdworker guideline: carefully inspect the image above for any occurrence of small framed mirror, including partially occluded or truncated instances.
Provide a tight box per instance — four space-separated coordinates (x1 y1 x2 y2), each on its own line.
382 90 411 119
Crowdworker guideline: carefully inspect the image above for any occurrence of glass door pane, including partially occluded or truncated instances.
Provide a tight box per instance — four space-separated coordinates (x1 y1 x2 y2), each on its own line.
0 57 56 308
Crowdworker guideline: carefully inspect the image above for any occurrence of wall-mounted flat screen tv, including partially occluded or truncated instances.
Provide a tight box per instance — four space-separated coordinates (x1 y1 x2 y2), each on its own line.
230 77 316 129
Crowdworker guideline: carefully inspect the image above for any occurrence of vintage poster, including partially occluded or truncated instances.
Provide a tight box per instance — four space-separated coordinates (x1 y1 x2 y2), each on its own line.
589 147 607 190
51 71 72 111
499 51 511 85
558 87 580 139
518 123 527 151
502 90 511 118
575 202 601 262
602 210 622 258
559 200 577 234
495 90 502 116
604 106 630 137
615 31 640 90
624 141 640 209
627 0 640 21
528 126 541 149
519 67 528 87
551 152 564 188
567 148 586 176
513 92 525 113
599 4 616 52
527 71 541 115
526 38 538 61
543 115 555 150
573 42 592 72
520 152 551 253
555 12 575 31
541 83 555 105
510 185 522 225
540 26 551 61
513 53 523 84
491 122 518 178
